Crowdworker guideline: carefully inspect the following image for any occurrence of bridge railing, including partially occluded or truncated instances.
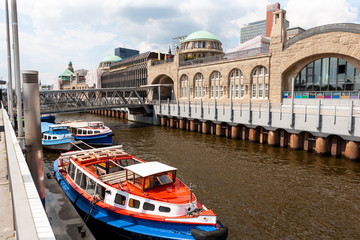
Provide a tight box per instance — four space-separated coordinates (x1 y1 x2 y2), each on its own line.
2 105 55 240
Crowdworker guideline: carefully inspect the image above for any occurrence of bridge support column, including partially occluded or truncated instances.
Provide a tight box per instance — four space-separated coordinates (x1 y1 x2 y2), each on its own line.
303 132 311 152
202 122 209 134
241 126 248 140
190 120 196 132
315 137 329 155
210 123 215 135
344 141 359 161
124 112 128 119
225 125 231 138
290 133 302 150
216 124 222 136
259 128 266 144
119 111 124 119
231 126 239 139
330 136 341 157
161 117 167 126
197 122 202 132
112 110 116 118
280 130 288 148
249 128 259 142
267 131 279 146
169 118 175 128
115 111 119 118
179 119 185 130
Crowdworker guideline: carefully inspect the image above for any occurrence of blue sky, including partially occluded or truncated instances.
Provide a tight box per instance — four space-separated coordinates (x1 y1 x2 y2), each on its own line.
0 0 359 85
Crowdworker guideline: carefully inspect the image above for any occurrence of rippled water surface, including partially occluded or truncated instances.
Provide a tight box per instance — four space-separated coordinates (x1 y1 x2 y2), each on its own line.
44 113 360 240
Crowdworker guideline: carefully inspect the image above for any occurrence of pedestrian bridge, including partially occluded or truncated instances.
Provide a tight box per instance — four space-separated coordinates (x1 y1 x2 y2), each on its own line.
39 87 152 114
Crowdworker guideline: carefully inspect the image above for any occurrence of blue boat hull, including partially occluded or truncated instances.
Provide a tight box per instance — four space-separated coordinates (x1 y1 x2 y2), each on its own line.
74 133 112 145
41 115 55 123
53 160 222 240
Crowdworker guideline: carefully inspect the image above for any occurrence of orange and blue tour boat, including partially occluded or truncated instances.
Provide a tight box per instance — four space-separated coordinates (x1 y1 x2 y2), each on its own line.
53 145 228 239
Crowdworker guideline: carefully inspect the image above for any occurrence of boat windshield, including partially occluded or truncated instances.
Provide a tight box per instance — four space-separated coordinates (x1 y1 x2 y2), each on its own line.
88 122 104 128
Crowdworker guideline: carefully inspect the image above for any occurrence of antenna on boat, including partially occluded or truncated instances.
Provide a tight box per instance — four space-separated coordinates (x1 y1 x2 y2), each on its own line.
189 183 193 203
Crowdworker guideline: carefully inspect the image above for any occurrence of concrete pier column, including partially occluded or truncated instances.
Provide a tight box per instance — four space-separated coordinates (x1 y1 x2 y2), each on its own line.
259 128 265 144
303 132 310 151
190 120 196 132
267 131 279 146
115 111 119 118
216 124 222 136
241 126 248 140
186 120 190 131
231 126 239 139
290 133 302 150
176 119 179 129
210 123 216 135
225 125 231 138
119 111 124 119
315 137 329 155
249 128 258 142
124 112 128 119
169 118 175 128
202 122 209 134
161 117 167 126
280 130 288 148
344 141 359 161
179 119 185 129
197 122 202 132
330 136 341 157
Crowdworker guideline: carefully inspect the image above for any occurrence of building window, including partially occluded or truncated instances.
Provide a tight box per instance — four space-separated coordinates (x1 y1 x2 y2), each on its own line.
294 57 360 91
211 86 214 98
220 86 224 97
194 42 197 48
181 75 188 98
215 86 219 98
265 83 268 98
259 84 263 98
252 84 257 98
240 85 245 98
235 85 239 98
195 87 198 98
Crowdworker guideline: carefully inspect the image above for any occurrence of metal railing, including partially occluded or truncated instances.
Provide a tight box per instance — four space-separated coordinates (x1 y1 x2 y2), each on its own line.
2 105 55 240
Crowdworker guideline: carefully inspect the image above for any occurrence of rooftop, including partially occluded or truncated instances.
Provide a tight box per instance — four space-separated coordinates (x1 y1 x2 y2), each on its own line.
124 161 177 177
184 30 219 42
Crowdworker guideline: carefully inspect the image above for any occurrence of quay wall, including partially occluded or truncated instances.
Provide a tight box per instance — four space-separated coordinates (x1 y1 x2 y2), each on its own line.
89 101 360 161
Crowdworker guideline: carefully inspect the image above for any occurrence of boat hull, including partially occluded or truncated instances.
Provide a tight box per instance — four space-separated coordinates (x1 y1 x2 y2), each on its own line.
43 142 72 151
74 133 112 145
53 160 225 240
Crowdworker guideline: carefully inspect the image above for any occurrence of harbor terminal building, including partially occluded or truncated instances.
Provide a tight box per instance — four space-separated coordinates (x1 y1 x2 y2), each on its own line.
142 9 360 160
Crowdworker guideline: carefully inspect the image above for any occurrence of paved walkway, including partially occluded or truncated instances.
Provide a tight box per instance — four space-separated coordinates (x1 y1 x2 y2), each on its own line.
0 109 15 240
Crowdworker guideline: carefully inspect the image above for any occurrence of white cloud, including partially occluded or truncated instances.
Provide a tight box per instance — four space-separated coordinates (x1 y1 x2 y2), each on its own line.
0 0 359 85
285 0 358 29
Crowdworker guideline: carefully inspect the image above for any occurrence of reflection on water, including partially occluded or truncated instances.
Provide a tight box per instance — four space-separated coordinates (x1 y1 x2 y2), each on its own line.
44 113 360 240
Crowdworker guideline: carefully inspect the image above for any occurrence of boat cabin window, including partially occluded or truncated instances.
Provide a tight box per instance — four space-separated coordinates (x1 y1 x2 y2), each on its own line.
86 178 96 196
142 171 176 190
114 194 126 206
94 130 100 134
44 135 48 140
128 198 140 209
88 130 93 134
68 163 76 180
53 136 57 140
143 202 155 211
159 206 171 213
96 184 106 200
75 169 86 189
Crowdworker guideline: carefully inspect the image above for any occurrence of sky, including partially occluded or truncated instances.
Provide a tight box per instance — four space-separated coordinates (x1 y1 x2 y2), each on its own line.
0 0 359 85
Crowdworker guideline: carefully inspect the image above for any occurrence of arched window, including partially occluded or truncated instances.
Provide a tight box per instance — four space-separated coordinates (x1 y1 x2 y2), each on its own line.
295 57 360 92
180 75 188 98
229 68 243 98
210 71 222 98
194 73 204 98
251 66 269 99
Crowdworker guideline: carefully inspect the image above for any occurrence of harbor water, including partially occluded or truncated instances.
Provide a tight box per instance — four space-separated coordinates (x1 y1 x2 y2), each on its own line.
44 113 360 240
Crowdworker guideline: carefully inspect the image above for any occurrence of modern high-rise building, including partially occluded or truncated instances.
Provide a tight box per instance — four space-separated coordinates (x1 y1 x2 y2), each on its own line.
114 47 139 59
240 2 289 43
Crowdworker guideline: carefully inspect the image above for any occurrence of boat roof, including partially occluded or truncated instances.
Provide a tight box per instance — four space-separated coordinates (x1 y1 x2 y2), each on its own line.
59 121 88 128
124 161 177 177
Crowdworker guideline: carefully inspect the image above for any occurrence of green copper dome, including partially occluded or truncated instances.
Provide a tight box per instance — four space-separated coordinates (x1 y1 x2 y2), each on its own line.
184 31 219 42
100 55 122 63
